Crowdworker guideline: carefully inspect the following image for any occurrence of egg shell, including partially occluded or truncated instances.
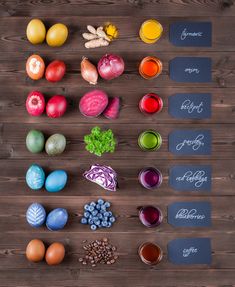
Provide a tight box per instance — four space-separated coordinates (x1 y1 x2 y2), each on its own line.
46 95 67 118
26 164 45 190
26 239 45 262
26 129 45 154
45 134 66 156
46 23 68 47
26 203 46 228
26 90 45 116
45 170 67 192
45 242 65 265
46 208 68 231
26 19 46 44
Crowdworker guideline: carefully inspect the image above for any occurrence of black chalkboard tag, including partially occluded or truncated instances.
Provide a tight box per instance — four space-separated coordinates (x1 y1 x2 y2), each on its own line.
169 130 211 155
168 202 211 227
170 22 212 47
169 57 212 82
168 238 212 265
169 165 211 191
168 93 211 119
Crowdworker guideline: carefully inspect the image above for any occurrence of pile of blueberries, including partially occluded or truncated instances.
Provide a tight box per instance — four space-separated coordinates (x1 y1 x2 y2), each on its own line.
80 199 116 231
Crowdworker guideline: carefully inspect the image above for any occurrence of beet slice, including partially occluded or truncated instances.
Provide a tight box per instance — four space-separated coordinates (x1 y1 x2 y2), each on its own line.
103 97 120 119
79 89 108 117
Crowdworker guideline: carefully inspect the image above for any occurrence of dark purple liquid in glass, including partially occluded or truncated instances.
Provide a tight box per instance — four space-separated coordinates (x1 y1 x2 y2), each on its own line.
139 206 162 227
139 168 162 189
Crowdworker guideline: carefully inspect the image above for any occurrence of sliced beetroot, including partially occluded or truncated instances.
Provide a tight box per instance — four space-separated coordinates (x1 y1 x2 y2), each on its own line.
103 97 120 119
79 89 108 117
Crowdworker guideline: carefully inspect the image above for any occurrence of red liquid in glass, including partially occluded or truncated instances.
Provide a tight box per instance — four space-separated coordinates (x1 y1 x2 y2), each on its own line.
139 206 162 227
139 168 162 189
139 93 163 114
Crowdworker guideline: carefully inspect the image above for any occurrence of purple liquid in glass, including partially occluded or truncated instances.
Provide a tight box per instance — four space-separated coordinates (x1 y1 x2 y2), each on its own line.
139 168 162 189
139 206 163 227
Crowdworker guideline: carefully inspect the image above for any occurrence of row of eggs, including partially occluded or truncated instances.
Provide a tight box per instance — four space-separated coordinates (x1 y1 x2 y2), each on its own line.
26 164 67 192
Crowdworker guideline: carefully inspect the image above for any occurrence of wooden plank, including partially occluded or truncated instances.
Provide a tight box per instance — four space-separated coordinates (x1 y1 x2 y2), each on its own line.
0 16 235 52
0 51 235 88
0 159 234 196
1 86 235 124
0 0 234 17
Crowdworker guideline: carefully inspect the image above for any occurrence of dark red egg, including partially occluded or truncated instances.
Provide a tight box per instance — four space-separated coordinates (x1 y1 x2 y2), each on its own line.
45 60 66 83
46 95 67 118
26 90 45 116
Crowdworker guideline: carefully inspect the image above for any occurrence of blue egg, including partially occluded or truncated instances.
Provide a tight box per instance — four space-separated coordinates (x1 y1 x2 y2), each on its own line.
46 208 68 231
26 164 45 190
45 170 67 192
26 202 46 228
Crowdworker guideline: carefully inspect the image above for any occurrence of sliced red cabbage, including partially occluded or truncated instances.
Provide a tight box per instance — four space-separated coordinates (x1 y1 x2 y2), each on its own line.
83 164 117 191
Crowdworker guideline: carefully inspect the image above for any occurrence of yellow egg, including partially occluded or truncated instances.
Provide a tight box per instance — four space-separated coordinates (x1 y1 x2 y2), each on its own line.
46 23 68 47
26 19 46 44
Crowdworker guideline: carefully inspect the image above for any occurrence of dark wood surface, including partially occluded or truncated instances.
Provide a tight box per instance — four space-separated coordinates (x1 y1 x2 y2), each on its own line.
0 1 235 286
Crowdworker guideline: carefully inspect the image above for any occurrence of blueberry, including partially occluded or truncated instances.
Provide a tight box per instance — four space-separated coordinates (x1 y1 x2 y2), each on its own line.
84 212 90 218
91 224 97 231
93 216 98 222
108 211 113 217
88 218 93 225
109 216 116 223
81 217 87 224
90 201 96 207
92 210 98 216
84 204 90 211
96 204 101 210
94 220 100 226
103 216 108 221
107 222 112 228
101 205 107 211
104 201 111 208
100 209 105 214
102 221 108 227
98 199 104 205
89 206 95 212
97 213 103 219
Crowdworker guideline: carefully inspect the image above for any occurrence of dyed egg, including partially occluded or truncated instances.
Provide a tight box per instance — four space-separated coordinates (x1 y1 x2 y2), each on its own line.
26 164 45 190
45 134 66 156
26 203 46 228
26 19 46 45
26 239 45 262
45 242 65 265
26 54 45 80
46 208 68 231
45 170 67 192
26 90 45 117
26 129 45 154
46 95 67 118
46 23 68 47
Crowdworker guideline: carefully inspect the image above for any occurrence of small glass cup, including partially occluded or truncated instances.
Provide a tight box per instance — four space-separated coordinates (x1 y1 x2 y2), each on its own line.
138 130 162 151
139 167 163 189
139 19 163 44
138 242 163 265
139 205 163 228
139 93 163 115
139 56 163 80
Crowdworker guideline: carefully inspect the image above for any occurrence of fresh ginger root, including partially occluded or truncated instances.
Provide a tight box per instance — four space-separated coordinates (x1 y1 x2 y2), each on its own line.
87 25 97 35
82 33 98 40
85 38 109 49
96 27 110 42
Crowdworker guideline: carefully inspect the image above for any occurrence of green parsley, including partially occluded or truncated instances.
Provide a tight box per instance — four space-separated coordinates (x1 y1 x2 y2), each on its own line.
84 126 116 157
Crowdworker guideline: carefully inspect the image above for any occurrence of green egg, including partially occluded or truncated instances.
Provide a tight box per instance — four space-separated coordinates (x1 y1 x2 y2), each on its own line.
45 133 66 156
26 129 45 153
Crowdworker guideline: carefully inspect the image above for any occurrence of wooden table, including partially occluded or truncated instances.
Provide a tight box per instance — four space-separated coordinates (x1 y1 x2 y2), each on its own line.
0 1 235 286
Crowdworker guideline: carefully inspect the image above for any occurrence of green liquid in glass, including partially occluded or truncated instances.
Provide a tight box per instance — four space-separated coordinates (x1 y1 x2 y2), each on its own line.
138 131 162 151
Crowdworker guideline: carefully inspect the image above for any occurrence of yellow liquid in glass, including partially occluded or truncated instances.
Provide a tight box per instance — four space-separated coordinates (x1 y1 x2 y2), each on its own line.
139 19 163 44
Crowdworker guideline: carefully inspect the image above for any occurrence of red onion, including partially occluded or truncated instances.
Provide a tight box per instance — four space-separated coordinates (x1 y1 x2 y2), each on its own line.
98 54 125 80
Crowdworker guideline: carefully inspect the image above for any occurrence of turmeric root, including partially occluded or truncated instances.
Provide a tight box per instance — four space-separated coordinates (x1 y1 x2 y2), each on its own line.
96 26 110 42
85 38 109 49
87 25 97 35
82 33 98 40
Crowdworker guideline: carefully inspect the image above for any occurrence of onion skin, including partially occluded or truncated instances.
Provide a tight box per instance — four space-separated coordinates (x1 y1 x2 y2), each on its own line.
81 57 98 85
98 54 125 80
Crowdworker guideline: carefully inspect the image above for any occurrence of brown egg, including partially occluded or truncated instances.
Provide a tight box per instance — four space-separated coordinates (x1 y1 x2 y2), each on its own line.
45 242 65 265
26 239 45 262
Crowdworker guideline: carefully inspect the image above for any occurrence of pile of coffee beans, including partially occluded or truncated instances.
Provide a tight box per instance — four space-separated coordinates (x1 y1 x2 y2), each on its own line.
79 238 118 267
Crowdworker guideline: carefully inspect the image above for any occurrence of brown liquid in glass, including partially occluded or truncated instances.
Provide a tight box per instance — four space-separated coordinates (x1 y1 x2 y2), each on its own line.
139 242 162 265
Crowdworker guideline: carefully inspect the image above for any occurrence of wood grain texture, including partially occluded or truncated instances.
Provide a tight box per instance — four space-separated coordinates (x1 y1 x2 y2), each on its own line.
0 0 235 286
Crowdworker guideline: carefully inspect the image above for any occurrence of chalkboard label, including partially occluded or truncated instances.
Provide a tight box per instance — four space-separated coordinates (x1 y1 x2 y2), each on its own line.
168 93 211 119
170 22 212 47
168 202 211 227
169 165 211 191
169 57 212 83
169 130 211 155
168 238 212 265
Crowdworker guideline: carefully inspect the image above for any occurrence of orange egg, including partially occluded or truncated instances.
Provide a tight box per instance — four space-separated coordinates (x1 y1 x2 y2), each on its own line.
45 242 65 265
26 54 45 80
26 239 45 262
